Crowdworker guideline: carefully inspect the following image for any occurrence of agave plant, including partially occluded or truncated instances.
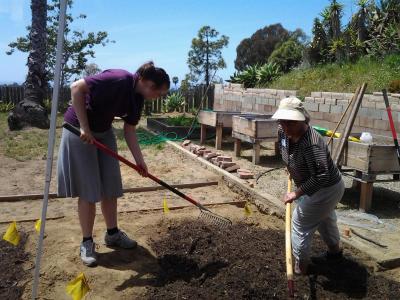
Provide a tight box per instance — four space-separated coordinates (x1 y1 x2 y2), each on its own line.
163 92 185 112
256 63 281 85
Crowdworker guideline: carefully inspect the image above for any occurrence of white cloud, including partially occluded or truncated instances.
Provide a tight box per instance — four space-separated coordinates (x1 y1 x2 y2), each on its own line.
0 0 24 22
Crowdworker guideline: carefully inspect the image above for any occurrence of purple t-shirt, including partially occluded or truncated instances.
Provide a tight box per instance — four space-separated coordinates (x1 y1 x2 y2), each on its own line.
64 69 144 132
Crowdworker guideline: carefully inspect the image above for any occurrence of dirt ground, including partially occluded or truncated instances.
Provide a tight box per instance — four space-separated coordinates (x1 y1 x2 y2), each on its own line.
1 120 400 299
1 205 400 300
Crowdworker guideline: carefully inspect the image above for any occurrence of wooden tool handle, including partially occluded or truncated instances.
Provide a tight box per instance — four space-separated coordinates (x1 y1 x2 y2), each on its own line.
285 178 294 281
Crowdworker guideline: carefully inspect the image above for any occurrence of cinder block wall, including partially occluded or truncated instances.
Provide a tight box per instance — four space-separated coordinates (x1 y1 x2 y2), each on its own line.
213 83 400 137
213 83 296 114
304 91 400 136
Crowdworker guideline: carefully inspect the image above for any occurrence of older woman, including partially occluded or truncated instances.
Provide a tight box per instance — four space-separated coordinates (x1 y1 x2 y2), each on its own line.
272 97 345 275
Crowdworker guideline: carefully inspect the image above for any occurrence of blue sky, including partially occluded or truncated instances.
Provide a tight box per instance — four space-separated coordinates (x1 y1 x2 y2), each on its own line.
0 0 358 84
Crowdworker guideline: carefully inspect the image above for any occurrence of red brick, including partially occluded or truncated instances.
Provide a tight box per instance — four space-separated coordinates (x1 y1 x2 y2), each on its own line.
237 168 251 173
238 172 254 179
225 164 240 172
216 156 232 162
204 153 218 160
373 119 390 131
182 140 191 147
220 162 237 169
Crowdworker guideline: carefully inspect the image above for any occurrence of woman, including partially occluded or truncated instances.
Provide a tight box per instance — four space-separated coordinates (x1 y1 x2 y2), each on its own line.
272 97 345 275
58 62 170 266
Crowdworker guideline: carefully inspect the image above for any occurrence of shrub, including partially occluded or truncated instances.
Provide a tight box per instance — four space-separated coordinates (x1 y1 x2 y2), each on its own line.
268 39 303 73
388 80 400 93
0 101 15 113
163 92 185 112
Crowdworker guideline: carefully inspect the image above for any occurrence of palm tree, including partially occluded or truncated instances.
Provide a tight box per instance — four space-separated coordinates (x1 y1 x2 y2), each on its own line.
172 76 179 89
8 0 49 130
356 0 370 43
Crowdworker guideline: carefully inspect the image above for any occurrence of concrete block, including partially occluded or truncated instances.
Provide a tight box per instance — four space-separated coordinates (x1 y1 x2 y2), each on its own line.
304 97 315 103
264 89 277 95
366 108 382 119
374 119 390 131
321 92 332 98
331 92 344 99
391 104 400 112
325 99 337 105
373 92 383 96
314 97 325 104
304 102 319 112
330 105 344 114
361 101 376 109
267 98 276 106
311 91 322 98
391 93 400 98
359 116 374 128
343 93 354 100
337 100 349 106
323 112 340 123
319 104 331 113
309 111 324 120
375 102 386 110
380 109 389 121
284 90 297 96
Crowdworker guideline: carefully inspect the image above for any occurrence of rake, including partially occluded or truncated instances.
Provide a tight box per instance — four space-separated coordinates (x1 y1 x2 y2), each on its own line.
63 123 232 227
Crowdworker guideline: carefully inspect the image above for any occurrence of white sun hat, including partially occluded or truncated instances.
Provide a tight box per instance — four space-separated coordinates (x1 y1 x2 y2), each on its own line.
272 97 309 121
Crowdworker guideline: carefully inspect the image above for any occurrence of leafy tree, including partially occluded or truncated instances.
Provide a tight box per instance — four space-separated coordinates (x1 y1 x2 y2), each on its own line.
234 23 291 71
7 0 49 130
268 39 304 72
7 0 113 88
187 26 229 86
83 63 101 76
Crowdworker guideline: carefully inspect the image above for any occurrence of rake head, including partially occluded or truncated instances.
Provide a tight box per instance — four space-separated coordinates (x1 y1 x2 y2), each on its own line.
198 209 232 227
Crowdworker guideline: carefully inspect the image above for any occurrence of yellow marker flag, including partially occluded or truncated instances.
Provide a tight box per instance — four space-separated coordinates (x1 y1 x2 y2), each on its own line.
244 202 252 216
2 221 21 246
163 196 170 214
35 219 41 233
66 272 90 300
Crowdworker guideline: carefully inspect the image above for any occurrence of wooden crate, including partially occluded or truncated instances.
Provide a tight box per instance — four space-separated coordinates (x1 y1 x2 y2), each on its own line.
328 134 400 174
197 110 242 128
232 115 278 142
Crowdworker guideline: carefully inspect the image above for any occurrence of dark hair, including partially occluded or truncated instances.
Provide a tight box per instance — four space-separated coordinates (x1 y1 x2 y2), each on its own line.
137 61 170 89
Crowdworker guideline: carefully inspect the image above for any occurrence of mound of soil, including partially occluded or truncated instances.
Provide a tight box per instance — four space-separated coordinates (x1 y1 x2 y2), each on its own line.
147 221 400 299
0 233 30 299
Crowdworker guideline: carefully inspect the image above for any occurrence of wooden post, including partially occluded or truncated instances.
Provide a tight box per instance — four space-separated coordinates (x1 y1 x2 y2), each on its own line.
200 124 206 145
234 138 241 157
215 123 223 150
252 141 261 164
352 170 362 189
274 141 280 157
360 182 373 212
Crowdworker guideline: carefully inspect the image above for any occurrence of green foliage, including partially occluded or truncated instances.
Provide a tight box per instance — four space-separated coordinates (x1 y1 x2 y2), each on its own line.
229 63 281 88
268 40 303 73
172 76 179 88
235 24 306 71
307 18 330 65
187 26 229 85
266 54 400 97
6 0 113 86
163 92 185 112
165 115 198 127
0 102 15 113
388 79 400 93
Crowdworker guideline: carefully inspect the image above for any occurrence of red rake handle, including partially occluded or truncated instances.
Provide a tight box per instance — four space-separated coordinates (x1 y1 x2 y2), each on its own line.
63 123 208 211
382 90 400 166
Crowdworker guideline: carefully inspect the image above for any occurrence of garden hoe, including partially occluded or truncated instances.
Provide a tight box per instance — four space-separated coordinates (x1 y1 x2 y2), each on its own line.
286 177 295 298
63 123 232 227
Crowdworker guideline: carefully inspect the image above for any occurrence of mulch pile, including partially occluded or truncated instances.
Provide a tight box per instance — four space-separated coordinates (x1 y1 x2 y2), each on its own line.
147 221 400 299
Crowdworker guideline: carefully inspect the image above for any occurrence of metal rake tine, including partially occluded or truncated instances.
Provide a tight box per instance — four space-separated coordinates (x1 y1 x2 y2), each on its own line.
199 209 232 227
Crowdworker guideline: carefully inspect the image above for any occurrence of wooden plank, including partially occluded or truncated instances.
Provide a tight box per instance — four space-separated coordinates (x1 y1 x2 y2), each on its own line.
360 182 373 212
234 139 241 157
200 124 207 145
0 181 219 203
333 83 367 165
253 142 261 164
198 110 217 127
255 119 278 139
215 123 223 149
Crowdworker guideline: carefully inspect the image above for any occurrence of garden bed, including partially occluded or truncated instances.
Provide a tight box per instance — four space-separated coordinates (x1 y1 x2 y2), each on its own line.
147 116 219 139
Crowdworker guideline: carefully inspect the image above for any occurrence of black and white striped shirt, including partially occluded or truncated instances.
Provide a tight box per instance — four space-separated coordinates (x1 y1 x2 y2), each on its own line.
278 125 342 196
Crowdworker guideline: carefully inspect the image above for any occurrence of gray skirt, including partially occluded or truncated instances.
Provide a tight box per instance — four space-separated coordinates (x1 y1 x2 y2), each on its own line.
57 128 123 203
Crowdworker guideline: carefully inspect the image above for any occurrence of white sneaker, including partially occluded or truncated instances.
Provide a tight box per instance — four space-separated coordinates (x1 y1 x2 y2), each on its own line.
104 230 137 249
80 240 97 267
